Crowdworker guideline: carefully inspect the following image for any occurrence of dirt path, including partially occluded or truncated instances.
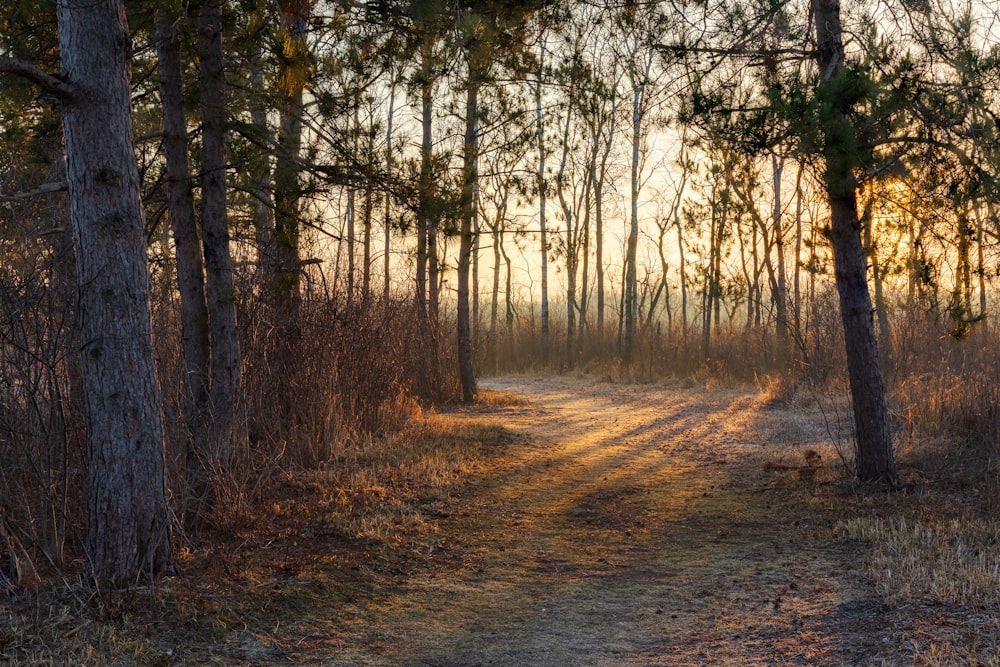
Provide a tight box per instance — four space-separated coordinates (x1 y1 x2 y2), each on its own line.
328 376 890 666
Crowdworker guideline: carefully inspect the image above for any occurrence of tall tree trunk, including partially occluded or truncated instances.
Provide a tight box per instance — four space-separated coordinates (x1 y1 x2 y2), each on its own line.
813 0 896 484
247 20 275 284
555 102 576 368
624 84 642 361
272 0 309 313
428 213 439 319
594 158 605 341
579 182 591 355
58 0 173 585
501 236 515 362
862 194 893 369
416 40 433 315
457 76 479 403
535 70 550 363
345 186 358 305
772 154 789 357
593 92 616 343
200 0 244 485
977 204 989 325
384 77 396 302
472 164 481 345
490 223 502 372
793 165 804 346
676 217 687 333
155 9 211 510
363 183 373 299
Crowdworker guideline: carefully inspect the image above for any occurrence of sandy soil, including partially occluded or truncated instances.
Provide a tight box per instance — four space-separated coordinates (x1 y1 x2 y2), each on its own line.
317 375 908 666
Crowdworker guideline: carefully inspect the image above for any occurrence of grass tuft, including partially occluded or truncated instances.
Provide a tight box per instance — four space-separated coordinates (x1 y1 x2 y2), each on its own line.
841 515 1000 609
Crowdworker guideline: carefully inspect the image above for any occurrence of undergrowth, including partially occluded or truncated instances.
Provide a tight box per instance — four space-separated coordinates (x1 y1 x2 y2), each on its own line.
0 411 517 665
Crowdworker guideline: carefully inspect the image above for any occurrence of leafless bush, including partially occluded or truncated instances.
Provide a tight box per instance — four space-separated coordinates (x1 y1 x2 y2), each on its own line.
0 229 85 584
239 288 459 475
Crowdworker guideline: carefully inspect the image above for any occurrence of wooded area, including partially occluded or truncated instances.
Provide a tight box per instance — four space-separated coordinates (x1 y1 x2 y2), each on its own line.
1 0 999 620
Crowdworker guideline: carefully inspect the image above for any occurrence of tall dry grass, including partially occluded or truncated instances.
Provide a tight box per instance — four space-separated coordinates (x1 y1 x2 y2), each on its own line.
0 250 463 584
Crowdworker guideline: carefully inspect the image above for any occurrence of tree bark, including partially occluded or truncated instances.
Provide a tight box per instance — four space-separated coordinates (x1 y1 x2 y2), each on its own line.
272 0 310 313
155 9 212 510
58 0 173 585
813 0 897 484
457 77 479 403
199 0 244 481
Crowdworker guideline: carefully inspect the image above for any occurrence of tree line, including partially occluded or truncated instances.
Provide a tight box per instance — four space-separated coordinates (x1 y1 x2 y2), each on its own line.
1 0 999 588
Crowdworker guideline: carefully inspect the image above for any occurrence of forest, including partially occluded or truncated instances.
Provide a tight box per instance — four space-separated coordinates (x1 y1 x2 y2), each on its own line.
2 0 1000 663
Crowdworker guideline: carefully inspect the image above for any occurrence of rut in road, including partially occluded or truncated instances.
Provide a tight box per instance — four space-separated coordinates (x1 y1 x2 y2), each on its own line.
333 376 883 666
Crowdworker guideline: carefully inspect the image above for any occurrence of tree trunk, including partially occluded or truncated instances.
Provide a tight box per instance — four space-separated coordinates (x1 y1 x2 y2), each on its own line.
155 9 211 511
363 182 373 299
624 84 642 361
384 78 396 301
772 154 789 357
676 217 687 333
578 181 591 356
490 223 502 372
416 40 433 315
272 0 310 313
862 195 893 369
555 102 576 368
199 0 244 482
813 0 896 484
977 204 989 325
472 171 481 346
594 165 605 340
457 77 478 403
58 0 173 585
535 71 550 363
594 91 616 343
793 165 804 346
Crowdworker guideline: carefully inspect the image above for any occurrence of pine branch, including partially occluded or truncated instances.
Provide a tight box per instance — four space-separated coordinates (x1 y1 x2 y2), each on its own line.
0 56 76 102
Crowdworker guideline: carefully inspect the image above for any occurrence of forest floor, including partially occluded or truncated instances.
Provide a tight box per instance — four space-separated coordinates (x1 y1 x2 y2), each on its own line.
8 375 1000 665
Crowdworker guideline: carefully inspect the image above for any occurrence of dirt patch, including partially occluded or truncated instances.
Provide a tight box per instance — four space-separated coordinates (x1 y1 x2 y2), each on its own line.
15 375 996 665
309 376 887 666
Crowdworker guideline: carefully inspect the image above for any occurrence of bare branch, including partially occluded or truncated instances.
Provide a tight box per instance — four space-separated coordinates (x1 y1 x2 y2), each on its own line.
0 181 68 202
0 57 76 102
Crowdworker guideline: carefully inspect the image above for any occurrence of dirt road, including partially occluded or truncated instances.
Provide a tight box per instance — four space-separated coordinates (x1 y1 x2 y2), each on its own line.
329 376 894 666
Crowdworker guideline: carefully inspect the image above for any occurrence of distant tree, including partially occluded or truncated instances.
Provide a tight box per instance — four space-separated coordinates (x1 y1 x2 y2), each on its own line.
455 0 546 399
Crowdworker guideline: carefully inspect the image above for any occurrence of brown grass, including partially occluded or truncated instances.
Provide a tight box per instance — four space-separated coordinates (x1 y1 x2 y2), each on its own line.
841 514 1000 609
0 411 517 665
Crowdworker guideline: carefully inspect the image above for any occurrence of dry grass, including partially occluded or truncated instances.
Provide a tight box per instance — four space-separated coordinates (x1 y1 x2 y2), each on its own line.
0 411 517 666
842 515 1000 609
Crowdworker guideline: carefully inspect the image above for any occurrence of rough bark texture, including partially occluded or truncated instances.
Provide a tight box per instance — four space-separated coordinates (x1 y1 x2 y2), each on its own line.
57 0 173 585
199 0 243 475
155 9 212 508
813 0 897 484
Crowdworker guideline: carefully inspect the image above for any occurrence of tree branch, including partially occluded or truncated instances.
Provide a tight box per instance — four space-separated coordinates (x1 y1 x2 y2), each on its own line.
0 57 76 102
0 181 68 202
